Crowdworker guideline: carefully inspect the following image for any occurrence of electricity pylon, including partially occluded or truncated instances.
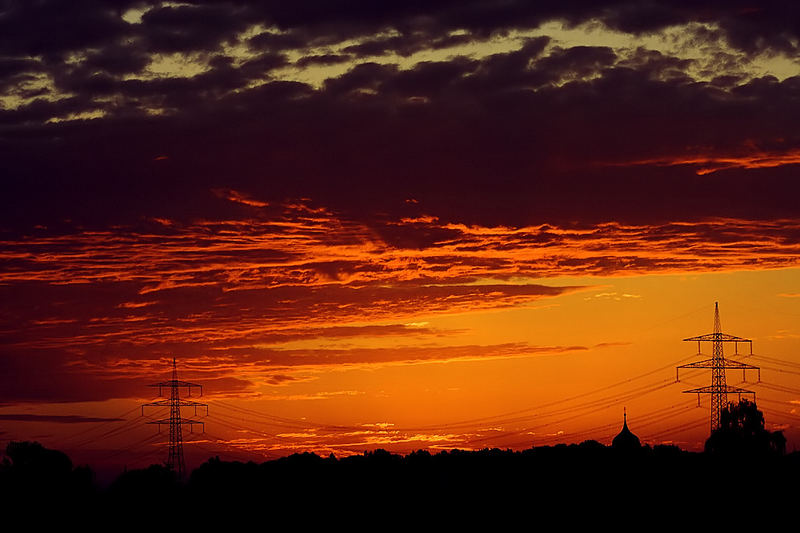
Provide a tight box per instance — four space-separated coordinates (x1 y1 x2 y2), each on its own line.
142 358 207 478
676 302 760 434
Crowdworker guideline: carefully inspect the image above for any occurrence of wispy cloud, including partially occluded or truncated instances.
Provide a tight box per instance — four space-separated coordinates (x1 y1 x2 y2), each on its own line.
1 207 799 404
263 390 364 401
0 414 125 423
616 149 800 175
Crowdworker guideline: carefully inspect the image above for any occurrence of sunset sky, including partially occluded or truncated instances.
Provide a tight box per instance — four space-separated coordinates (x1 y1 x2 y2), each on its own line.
2 1 800 473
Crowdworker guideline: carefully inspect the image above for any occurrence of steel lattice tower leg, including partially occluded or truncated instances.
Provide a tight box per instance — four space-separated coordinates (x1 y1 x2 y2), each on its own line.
710 302 727 433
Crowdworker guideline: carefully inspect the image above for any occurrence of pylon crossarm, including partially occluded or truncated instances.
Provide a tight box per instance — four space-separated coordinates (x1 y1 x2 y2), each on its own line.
683 334 752 343
147 418 204 424
682 385 756 395
142 400 171 408
149 380 203 388
677 359 715 369
142 399 207 410
173 400 207 408
719 359 759 370
149 381 203 398
678 360 759 370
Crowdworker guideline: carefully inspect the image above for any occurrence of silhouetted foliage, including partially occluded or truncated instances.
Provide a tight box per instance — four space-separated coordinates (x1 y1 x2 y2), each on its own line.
5 440 73 474
3 437 800 523
0 441 95 511
109 463 179 498
704 400 786 456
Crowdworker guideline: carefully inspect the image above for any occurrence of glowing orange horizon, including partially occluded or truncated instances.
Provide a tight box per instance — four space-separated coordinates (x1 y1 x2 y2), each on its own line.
1 205 798 469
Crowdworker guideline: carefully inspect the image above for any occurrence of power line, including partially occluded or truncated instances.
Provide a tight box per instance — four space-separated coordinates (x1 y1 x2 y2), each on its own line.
676 302 759 434
141 358 207 479
749 354 800 370
56 405 144 445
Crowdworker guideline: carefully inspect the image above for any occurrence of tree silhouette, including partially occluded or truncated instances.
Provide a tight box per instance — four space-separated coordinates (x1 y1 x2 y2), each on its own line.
704 400 786 456
0 441 94 502
4 441 73 475
109 463 179 499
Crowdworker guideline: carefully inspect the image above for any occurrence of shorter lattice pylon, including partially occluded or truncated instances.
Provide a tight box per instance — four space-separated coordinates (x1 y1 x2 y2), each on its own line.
142 358 208 478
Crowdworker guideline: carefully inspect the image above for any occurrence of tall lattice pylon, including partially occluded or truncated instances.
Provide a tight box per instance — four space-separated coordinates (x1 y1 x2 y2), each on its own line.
142 358 207 478
676 302 760 434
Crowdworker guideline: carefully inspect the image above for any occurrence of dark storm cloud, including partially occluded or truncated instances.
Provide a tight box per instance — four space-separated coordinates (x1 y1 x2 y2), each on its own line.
322 61 397 95
45 51 288 112
138 3 252 53
2 1 800 63
222 0 800 57
0 57 46 94
0 95 92 124
247 30 310 52
295 54 352 68
616 48 694 82
709 3 800 55
382 58 480 98
0 0 136 59
458 40 613 92
4 46 800 231
0 33 800 237
342 30 485 59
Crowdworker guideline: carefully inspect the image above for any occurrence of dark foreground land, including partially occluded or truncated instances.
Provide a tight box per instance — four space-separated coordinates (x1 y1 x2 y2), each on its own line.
1 439 797 526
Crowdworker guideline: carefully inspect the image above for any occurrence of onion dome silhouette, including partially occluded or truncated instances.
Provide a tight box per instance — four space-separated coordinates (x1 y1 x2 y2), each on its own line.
612 408 641 450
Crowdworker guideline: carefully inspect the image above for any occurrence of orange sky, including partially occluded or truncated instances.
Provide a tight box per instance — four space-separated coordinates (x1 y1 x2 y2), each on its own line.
2 1 800 475
3 212 799 471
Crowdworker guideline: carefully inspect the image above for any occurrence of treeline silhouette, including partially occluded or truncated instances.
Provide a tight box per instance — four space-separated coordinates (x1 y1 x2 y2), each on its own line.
1 402 796 523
